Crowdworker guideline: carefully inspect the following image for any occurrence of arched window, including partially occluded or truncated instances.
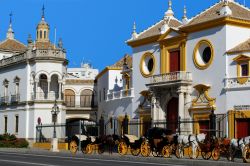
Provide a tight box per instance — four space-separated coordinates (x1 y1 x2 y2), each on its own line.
44 31 47 39
3 79 9 97
40 30 43 39
80 89 95 107
14 76 20 97
65 89 75 107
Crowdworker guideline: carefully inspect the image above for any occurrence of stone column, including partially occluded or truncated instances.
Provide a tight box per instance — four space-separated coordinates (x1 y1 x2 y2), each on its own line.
184 86 193 134
185 87 192 119
58 81 62 100
35 80 39 100
178 88 185 119
47 79 51 100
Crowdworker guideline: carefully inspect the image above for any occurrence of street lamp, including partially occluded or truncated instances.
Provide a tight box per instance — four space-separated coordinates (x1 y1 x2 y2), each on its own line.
51 100 60 152
51 100 60 138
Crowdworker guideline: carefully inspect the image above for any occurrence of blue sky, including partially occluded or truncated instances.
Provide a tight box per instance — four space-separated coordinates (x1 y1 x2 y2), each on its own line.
0 0 249 71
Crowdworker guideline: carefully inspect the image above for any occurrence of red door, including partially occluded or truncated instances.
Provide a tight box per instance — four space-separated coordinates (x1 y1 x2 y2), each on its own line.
167 98 179 133
199 120 209 135
237 119 250 138
170 51 180 72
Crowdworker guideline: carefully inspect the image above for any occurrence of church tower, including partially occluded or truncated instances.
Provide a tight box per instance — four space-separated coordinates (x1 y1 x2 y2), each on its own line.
36 5 50 43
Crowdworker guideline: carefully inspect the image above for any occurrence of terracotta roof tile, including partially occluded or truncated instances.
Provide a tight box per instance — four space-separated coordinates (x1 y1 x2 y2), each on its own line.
109 54 132 68
183 1 250 27
0 39 27 52
134 18 182 41
227 38 250 53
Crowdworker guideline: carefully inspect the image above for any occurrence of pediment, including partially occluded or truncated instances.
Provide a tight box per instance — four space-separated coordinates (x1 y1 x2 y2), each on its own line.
158 28 181 41
233 54 250 63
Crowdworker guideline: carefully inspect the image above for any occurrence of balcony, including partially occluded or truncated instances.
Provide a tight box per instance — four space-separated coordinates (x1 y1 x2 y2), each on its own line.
147 71 192 87
11 94 20 103
64 95 97 110
107 88 134 101
225 77 250 90
0 96 9 105
31 92 63 101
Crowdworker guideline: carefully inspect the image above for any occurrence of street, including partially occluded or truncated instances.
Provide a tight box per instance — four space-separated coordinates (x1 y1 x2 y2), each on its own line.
0 149 248 166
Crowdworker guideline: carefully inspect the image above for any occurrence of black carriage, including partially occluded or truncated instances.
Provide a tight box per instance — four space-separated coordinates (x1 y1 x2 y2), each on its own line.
69 134 94 154
118 134 145 156
140 127 174 157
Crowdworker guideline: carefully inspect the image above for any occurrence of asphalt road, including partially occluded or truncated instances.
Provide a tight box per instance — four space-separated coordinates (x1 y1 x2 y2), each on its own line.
0 150 248 166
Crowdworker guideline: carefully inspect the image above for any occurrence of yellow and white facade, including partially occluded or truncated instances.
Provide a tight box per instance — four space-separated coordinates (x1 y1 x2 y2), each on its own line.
125 0 250 138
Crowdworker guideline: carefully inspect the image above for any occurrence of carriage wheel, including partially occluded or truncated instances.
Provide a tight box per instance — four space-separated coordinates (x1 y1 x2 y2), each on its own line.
212 147 220 161
201 151 212 160
118 142 128 155
162 145 171 158
86 144 93 154
131 148 140 156
175 144 184 159
243 145 250 163
188 146 199 159
69 141 78 154
141 141 151 157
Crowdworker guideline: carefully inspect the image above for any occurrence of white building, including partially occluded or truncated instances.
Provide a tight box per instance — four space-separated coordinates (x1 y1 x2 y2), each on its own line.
96 55 136 135
99 0 250 138
0 7 100 143
64 63 98 130
0 10 67 142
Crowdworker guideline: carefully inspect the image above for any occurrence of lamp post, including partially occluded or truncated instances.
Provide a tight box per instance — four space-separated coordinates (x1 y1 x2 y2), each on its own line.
51 100 60 152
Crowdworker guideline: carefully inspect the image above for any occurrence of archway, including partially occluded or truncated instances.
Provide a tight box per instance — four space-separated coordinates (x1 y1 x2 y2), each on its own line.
166 97 179 133
39 74 48 99
50 74 59 99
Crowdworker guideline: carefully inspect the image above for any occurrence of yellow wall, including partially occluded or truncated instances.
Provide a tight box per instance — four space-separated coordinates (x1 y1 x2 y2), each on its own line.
33 143 69 150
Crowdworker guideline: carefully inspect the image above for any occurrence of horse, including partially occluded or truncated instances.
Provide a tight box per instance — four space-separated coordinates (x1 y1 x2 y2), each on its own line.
176 133 206 159
230 136 250 162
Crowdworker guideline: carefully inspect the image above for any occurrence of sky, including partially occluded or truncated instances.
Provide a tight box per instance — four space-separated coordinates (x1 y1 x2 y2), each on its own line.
0 0 249 71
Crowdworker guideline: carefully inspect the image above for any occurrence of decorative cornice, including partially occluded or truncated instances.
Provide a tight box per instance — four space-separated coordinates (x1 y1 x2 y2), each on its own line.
180 16 250 33
65 79 95 85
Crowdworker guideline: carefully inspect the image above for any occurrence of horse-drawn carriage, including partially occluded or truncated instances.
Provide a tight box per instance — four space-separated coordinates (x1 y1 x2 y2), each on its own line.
140 127 175 157
69 134 95 154
118 134 145 156
69 134 121 155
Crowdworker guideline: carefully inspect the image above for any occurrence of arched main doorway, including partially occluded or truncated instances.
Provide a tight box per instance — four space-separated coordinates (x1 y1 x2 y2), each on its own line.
166 97 179 133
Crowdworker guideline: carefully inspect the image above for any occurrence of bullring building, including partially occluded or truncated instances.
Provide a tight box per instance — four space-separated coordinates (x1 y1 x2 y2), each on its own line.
98 0 250 138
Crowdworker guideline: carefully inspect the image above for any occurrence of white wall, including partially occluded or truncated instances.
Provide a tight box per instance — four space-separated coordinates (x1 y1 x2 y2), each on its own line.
132 43 160 118
186 26 227 114
0 63 28 101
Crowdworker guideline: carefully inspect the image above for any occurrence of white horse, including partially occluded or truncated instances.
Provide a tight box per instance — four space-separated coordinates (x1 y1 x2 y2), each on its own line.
177 133 206 159
230 136 250 161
